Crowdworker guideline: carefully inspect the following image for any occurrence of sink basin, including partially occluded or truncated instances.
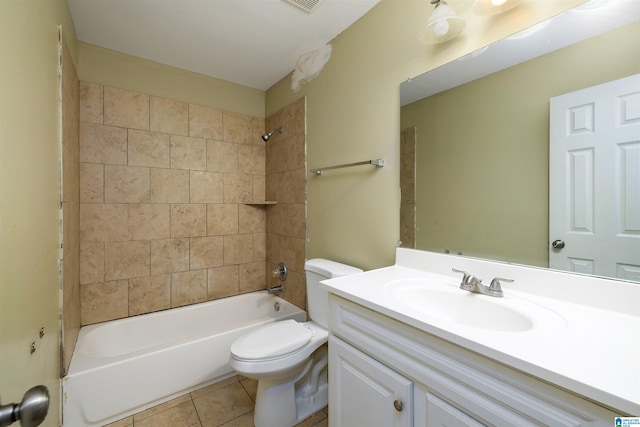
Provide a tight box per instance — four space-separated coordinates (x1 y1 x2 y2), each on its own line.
387 279 566 333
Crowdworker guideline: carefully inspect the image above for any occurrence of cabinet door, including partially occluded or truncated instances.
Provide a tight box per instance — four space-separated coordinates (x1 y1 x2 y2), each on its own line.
329 336 412 427
424 392 486 427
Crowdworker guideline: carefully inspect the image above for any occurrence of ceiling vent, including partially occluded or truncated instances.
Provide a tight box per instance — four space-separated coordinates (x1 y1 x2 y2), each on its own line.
284 0 326 13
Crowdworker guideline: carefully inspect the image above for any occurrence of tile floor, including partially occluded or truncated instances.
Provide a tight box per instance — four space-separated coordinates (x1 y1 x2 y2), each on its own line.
104 376 328 427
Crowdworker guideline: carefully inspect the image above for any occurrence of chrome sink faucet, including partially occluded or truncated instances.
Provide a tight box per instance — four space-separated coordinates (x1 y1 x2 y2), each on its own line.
452 269 513 298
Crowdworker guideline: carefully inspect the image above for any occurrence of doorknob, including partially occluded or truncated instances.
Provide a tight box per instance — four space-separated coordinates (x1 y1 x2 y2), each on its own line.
0 386 49 427
552 239 565 249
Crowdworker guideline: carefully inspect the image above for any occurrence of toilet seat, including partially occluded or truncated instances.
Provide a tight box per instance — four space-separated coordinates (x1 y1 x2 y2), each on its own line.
230 319 314 361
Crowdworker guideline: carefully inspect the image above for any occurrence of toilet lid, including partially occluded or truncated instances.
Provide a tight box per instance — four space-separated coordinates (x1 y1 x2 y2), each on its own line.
230 319 314 360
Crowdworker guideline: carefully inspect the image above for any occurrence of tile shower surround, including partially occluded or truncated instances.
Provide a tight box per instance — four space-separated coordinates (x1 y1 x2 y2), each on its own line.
79 83 306 325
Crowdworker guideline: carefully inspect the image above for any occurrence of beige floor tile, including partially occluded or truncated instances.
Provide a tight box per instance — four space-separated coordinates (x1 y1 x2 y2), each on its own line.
133 394 191 422
239 378 258 402
293 408 328 427
219 411 255 427
102 416 132 427
190 376 239 400
193 382 254 427
134 400 201 427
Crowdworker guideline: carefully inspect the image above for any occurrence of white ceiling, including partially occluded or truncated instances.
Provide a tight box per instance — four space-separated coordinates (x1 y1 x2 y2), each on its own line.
67 0 381 91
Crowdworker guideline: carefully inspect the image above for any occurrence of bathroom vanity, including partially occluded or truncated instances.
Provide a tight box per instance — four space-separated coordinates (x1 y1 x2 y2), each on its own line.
321 248 639 426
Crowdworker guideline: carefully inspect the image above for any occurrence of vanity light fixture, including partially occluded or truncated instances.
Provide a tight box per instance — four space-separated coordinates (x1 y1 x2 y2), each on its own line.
473 0 521 16
420 0 467 44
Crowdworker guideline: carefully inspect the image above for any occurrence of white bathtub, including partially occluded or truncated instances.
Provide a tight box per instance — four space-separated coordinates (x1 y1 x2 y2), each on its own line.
62 291 306 427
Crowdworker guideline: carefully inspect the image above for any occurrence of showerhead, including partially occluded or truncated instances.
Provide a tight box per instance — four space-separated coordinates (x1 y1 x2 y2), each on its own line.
261 127 283 142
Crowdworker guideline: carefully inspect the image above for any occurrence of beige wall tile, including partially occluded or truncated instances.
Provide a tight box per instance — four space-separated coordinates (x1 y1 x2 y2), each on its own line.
238 144 265 175
151 168 189 203
63 201 80 258
171 204 206 237
251 116 266 146
190 171 223 204
280 269 305 310
267 203 305 238
104 86 149 130
150 96 188 136
80 203 128 242
287 203 306 239
223 173 252 203
79 81 103 124
223 111 253 144
252 175 266 202
238 204 265 234
171 269 207 307
128 204 170 240
207 140 238 173
265 173 278 201
190 236 223 270
80 280 128 325
80 241 104 284
79 123 127 165
150 238 189 275
266 232 280 264
79 163 104 203
253 233 266 262
129 274 171 315
128 129 170 168
280 236 306 273
105 240 150 281
206 204 238 236
223 234 253 265
239 262 266 293
104 165 150 203
294 97 306 136
278 168 305 204
189 104 222 140
171 135 206 171
62 130 80 204
207 265 239 300
283 134 306 171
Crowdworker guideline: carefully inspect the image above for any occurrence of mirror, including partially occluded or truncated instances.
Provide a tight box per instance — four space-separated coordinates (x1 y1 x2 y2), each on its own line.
400 0 640 282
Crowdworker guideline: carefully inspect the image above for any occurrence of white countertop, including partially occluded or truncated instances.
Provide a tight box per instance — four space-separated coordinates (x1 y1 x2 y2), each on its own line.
320 248 640 415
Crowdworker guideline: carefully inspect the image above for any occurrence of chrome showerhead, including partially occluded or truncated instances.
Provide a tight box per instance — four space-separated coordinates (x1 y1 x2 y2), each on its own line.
262 127 283 142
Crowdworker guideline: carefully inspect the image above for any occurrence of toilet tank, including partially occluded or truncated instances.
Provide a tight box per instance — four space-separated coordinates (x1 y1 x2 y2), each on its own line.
304 259 363 328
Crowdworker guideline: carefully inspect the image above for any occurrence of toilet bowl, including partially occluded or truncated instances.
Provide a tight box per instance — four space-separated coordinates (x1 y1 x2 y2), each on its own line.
229 259 362 427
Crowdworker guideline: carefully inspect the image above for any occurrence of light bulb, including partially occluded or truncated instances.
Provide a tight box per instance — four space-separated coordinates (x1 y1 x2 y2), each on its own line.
491 0 507 5
434 19 450 37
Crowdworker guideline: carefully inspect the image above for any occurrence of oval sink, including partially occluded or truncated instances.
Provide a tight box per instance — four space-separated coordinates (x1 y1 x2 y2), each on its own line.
387 279 566 333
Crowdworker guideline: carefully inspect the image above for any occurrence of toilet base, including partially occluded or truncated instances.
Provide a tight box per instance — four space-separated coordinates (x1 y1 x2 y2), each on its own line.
253 347 328 427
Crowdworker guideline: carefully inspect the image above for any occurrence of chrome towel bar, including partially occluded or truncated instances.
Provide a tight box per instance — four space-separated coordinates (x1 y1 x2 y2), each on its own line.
311 158 384 175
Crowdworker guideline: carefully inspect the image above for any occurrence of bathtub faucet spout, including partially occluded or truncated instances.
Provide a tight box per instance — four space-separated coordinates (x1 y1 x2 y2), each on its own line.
267 285 284 294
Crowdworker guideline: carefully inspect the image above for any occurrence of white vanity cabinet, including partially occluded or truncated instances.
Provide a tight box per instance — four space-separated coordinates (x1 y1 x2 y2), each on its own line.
328 295 618 427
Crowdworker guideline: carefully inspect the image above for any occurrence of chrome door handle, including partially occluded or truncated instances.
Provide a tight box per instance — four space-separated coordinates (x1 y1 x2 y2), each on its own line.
0 386 49 427
552 239 565 249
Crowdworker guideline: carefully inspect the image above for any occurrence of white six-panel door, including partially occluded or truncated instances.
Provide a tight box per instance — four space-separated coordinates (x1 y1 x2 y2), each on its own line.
549 74 640 282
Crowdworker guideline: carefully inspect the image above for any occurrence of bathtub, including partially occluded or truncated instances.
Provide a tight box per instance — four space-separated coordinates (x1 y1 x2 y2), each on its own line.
62 291 306 427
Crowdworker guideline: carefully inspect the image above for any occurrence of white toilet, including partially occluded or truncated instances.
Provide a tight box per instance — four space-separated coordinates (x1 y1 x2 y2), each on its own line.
229 259 362 427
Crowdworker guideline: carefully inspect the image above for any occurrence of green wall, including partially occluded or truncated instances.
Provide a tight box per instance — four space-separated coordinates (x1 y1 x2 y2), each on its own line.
0 1 77 425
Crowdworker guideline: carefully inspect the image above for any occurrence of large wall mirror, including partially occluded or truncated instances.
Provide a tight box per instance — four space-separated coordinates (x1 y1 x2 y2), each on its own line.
400 0 640 283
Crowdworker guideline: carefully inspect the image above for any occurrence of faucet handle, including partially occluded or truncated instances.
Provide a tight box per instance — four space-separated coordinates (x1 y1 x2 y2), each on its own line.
488 277 513 297
452 268 471 284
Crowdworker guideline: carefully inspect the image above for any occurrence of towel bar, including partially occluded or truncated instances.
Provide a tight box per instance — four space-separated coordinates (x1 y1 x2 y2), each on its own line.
311 158 384 175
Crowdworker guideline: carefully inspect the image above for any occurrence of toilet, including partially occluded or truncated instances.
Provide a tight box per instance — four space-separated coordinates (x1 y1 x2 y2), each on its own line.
229 259 363 427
